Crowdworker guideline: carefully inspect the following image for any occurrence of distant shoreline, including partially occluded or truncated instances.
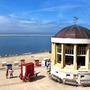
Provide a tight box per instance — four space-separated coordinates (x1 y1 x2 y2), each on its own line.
0 51 51 68
0 50 51 58
0 34 54 36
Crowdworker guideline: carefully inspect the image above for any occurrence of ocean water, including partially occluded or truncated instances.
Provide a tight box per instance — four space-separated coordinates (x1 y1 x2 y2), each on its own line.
0 35 52 57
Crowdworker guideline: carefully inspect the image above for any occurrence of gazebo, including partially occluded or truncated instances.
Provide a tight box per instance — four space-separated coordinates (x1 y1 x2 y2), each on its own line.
50 25 90 86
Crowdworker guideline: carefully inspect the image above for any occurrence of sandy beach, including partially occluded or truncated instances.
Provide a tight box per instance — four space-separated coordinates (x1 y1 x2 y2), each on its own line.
0 52 51 68
0 52 90 90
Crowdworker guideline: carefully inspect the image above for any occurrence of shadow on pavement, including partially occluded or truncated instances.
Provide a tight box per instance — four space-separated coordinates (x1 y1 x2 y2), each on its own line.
12 76 19 78
35 75 46 80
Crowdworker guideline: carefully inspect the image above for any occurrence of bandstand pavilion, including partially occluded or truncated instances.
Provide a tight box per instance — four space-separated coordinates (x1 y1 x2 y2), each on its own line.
51 25 90 70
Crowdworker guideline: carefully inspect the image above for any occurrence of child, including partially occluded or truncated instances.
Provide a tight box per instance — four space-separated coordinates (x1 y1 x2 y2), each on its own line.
46 60 50 70
9 69 14 79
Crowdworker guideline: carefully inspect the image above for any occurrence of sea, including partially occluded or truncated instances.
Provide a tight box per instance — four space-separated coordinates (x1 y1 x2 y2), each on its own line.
0 34 53 57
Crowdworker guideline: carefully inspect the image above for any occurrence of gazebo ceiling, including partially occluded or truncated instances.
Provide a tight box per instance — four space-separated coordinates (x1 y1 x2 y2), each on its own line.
55 25 90 39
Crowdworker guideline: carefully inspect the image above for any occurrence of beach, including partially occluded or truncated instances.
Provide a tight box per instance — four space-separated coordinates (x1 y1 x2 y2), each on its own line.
0 52 90 90
0 52 51 68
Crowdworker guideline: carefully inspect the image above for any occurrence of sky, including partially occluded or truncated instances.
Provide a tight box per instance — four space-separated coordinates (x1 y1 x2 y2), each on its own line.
0 0 90 34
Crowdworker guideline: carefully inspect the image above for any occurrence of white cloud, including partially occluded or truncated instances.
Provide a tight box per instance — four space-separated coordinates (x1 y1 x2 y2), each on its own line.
0 14 75 33
19 20 36 24
0 16 9 23
38 4 81 12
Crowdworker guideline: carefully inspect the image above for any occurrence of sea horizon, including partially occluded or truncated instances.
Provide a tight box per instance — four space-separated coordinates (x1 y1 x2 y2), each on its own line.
0 33 54 37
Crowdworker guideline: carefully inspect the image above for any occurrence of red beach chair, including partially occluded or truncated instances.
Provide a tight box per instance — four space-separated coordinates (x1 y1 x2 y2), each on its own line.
34 59 41 67
19 62 34 82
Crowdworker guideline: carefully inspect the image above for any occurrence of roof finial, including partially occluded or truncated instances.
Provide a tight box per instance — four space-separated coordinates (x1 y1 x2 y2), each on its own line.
73 16 78 25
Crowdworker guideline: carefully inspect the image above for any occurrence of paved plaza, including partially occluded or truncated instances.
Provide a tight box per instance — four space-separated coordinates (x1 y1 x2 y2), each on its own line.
0 67 90 90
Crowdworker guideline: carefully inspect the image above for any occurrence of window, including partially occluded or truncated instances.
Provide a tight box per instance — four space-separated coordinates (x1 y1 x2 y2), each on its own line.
65 56 73 65
56 43 61 63
57 54 61 63
56 43 61 53
77 44 86 55
77 56 85 66
65 44 73 54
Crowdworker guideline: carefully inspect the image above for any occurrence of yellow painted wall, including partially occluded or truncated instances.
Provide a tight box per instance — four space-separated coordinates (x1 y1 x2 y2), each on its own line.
61 44 65 68
74 44 77 70
51 43 56 65
86 44 90 70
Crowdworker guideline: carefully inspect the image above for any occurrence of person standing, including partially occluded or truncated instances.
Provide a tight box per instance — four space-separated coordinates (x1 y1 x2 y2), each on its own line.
46 60 51 70
6 69 8 79
9 69 14 79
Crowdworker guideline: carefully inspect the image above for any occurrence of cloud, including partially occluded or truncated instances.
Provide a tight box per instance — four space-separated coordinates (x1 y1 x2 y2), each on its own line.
13 3 85 22
0 2 90 34
0 14 71 34
0 16 9 23
19 20 36 24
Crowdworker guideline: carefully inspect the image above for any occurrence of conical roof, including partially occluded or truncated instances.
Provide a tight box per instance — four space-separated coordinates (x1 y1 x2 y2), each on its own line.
55 25 90 39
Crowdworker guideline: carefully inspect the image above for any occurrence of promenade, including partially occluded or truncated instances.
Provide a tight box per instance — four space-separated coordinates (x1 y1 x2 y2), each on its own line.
0 67 90 90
